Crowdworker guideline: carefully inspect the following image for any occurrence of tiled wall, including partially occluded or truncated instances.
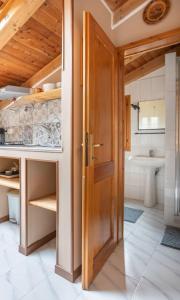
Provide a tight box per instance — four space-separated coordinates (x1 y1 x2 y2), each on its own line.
125 68 165 205
0 99 62 148
164 53 179 226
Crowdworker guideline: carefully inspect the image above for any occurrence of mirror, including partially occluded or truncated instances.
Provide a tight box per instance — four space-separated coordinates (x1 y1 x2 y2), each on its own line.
138 100 165 130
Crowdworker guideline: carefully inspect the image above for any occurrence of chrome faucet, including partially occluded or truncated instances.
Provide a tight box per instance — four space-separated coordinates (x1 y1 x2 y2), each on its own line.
149 149 155 157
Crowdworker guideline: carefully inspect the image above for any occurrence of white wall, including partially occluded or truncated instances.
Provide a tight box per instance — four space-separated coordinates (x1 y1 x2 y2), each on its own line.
125 68 165 205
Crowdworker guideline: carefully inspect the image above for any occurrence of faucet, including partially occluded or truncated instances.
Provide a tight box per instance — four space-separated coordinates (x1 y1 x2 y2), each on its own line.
149 149 155 157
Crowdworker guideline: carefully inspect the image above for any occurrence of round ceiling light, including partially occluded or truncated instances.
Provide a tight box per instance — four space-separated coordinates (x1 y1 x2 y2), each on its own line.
143 0 171 25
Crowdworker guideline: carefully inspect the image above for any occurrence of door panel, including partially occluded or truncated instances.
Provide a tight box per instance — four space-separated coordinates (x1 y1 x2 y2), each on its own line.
94 35 113 164
93 178 112 257
82 12 121 289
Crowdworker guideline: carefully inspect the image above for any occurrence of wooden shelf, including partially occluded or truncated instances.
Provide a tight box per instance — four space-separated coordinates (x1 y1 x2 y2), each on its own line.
0 177 20 190
29 194 57 212
2 88 61 110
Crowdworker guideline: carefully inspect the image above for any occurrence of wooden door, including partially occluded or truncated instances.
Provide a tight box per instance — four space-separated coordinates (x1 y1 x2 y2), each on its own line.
82 12 122 289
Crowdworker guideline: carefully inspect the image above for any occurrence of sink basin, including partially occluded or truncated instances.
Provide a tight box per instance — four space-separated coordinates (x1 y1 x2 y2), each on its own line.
127 155 165 208
129 155 165 168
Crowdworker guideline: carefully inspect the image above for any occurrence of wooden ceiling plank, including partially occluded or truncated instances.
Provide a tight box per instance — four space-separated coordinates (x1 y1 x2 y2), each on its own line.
0 52 38 73
2 47 45 70
0 58 34 78
20 21 60 48
0 65 28 78
39 0 62 21
125 55 165 84
13 34 58 59
32 8 61 37
0 1 3 6
121 27 180 57
0 72 27 82
14 27 60 57
7 39 53 64
46 0 63 15
22 54 62 88
0 0 46 51
26 18 60 46
125 53 144 65
47 0 63 11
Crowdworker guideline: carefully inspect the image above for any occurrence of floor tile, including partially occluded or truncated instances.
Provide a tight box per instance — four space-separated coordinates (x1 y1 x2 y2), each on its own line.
0 276 21 300
0 202 180 300
1 258 52 299
21 273 81 300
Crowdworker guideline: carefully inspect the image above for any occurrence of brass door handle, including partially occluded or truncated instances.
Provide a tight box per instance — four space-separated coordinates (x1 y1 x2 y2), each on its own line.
93 143 104 148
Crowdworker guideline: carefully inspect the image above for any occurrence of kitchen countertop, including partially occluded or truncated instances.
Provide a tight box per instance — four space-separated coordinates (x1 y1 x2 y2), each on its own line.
0 145 63 153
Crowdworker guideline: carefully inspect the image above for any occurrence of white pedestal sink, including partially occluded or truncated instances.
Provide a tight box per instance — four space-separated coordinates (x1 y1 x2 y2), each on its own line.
128 155 165 207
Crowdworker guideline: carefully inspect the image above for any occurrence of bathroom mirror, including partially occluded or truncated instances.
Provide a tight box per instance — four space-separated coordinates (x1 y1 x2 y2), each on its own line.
138 99 165 130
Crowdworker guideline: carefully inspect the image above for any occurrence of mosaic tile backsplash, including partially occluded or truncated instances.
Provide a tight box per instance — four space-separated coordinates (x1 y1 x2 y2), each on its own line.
0 99 62 148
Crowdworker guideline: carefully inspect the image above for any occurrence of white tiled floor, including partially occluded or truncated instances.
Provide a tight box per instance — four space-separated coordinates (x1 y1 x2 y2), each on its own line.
1 200 180 300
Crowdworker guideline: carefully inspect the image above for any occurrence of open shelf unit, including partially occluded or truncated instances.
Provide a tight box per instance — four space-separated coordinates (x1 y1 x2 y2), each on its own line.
2 88 61 110
27 159 57 213
0 157 20 223
29 194 56 212
0 177 20 190
0 158 20 190
26 159 58 250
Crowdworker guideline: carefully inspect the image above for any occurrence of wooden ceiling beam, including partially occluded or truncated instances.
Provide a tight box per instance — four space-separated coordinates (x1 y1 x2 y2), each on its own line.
0 0 46 51
125 53 144 65
125 54 165 84
112 0 151 27
22 54 62 88
121 27 180 57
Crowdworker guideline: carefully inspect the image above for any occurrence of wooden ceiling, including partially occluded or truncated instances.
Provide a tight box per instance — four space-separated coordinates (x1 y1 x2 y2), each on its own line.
0 0 62 88
0 0 8 7
125 44 180 84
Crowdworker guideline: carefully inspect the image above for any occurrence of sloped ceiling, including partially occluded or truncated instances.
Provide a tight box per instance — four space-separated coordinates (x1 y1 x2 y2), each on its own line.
0 0 8 7
0 0 62 88
125 43 180 83
101 0 180 46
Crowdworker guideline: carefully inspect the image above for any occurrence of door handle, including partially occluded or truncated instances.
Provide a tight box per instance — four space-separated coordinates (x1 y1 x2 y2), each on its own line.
86 134 104 165
93 143 104 148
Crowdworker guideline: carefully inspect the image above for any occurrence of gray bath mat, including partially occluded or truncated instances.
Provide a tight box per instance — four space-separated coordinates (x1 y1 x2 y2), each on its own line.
124 207 144 223
161 226 180 250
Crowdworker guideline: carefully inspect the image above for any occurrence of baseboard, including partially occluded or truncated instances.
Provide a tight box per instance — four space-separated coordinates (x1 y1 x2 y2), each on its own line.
0 215 9 223
19 245 28 256
55 264 81 283
73 265 82 281
19 231 56 256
